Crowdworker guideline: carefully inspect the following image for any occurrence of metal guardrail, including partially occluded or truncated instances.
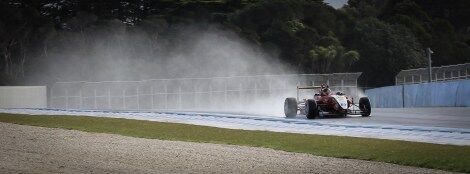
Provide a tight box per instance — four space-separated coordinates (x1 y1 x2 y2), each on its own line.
50 73 362 110
396 63 470 85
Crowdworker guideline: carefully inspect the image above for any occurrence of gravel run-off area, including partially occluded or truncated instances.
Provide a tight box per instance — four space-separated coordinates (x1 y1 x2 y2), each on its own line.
0 122 456 173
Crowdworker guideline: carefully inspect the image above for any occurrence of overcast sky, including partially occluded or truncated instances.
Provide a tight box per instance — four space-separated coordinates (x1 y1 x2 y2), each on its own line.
324 0 348 9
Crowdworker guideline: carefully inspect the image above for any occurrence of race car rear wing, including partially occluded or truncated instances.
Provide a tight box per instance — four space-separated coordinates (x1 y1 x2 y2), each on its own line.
297 86 322 90
296 85 322 101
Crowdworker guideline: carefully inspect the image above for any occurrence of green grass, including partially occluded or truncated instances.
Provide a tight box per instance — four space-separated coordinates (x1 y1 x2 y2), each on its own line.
0 113 469 173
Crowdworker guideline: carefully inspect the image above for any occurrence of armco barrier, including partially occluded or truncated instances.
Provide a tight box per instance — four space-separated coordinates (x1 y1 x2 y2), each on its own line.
365 79 470 108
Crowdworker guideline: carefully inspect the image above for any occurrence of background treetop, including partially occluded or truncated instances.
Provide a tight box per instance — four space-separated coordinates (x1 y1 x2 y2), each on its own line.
0 0 468 87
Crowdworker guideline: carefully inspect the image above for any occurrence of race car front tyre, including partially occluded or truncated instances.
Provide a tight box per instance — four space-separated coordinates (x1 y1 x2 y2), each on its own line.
359 97 371 117
284 98 297 118
306 99 320 119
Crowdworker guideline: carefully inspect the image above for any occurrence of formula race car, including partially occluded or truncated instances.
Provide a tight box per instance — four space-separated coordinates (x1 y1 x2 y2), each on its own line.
284 85 371 119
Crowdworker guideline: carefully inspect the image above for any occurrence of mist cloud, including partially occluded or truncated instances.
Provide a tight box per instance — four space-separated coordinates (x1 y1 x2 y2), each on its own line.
34 24 290 83
42 23 295 116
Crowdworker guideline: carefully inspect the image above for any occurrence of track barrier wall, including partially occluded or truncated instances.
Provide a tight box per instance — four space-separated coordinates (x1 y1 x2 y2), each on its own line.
365 79 470 108
50 73 362 111
0 86 47 108
364 86 403 108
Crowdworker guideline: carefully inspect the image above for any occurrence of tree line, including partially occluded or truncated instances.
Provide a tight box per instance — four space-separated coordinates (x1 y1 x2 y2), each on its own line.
0 0 469 87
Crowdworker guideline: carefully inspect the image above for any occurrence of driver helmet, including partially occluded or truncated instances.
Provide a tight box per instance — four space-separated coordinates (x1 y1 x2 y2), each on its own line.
320 83 330 93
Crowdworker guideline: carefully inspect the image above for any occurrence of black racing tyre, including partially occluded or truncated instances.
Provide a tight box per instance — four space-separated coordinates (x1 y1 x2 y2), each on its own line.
284 98 298 118
359 97 371 117
305 99 320 119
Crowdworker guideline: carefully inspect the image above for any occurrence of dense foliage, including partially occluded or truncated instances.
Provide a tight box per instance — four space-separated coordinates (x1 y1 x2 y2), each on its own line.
0 0 469 87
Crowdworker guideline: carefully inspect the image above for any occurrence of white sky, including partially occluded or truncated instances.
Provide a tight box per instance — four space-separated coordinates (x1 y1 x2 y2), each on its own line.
324 0 348 9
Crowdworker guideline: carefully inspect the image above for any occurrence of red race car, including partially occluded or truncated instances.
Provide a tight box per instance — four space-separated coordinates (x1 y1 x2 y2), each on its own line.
284 84 371 119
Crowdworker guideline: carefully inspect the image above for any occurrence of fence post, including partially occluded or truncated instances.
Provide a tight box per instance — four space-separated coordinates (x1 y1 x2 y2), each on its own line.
150 86 154 110
107 87 111 109
341 79 344 92
49 84 53 108
194 85 197 109
238 83 242 99
466 68 468 79
65 89 68 109
178 86 182 110
238 83 242 109
93 88 97 109
122 89 126 110
402 85 405 108
267 78 271 98
209 84 212 108
137 85 140 110
355 78 359 100
79 88 83 109
224 79 228 108
164 83 168 110
254 83 258 98
427 47 433 82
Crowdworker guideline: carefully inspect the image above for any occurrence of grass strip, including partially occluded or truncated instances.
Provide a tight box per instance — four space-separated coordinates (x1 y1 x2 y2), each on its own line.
0 113 469 173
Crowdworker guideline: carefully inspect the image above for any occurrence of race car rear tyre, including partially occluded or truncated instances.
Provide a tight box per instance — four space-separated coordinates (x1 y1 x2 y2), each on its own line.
284 98 297 118
306 99 320 119
359 97 371 117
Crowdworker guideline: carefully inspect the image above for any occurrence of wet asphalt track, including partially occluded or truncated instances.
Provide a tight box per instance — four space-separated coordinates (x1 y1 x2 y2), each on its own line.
0 107 469 145
289 107 470 129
